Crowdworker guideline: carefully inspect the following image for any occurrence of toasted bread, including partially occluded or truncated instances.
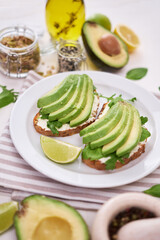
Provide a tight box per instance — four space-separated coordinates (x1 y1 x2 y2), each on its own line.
33 95 100 137
82 102 147 170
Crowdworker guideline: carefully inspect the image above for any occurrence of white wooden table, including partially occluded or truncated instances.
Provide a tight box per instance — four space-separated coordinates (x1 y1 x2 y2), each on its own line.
0 0 160 239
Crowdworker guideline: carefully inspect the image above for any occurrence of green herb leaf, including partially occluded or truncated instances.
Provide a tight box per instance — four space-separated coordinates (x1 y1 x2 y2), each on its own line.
128 97 137 102
105 152 129 170
82 145 103 160
108 96 124 108
140 127 151 142
0 85 18 108
126 68 148 80
158 86 160 91
47 121 63 135
93 85 97 91
144 184 160 197
40 113 49 119
140 116 148 125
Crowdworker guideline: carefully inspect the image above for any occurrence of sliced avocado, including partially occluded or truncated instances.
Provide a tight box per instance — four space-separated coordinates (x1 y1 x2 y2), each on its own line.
14 195 89 240
80 101 122 136
40 84 76 114
102 103 134 155
49 77 83 121
116 107 142 156
37 74 79 108
59 74 88 124
83 102 124 144
70 76 94 127
90 104 128 149
82 21 129 69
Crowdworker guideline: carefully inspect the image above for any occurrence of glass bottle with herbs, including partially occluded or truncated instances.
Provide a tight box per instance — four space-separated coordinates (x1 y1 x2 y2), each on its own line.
45 0 85 42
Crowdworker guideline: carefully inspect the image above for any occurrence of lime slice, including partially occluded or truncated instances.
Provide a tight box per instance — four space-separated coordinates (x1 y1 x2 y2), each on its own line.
40 135 82 164
114 24 140 52
0 201 19 234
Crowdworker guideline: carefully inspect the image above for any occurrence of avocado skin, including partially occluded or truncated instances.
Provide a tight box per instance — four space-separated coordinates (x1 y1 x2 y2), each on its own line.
14 195 90 240
82 21 129 70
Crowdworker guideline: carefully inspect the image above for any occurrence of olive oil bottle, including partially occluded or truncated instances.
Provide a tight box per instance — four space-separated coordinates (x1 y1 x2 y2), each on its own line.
46 0 85 41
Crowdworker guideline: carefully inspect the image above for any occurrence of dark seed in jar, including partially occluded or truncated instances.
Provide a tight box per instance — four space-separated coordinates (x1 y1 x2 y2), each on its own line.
58 45 81 72
108 207 156 240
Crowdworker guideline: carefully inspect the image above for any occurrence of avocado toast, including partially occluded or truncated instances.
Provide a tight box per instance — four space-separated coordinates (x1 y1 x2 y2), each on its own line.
81 96 151 171
33 74 100 137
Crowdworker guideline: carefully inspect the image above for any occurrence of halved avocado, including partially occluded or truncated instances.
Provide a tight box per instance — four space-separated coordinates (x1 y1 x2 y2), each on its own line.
82 21 129 69
14 195 89 240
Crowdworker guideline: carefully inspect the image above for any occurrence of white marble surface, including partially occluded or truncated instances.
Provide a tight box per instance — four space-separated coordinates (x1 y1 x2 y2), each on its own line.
0 0 160 239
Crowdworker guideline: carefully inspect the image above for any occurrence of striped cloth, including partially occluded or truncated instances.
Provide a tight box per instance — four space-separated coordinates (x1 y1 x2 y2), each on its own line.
0 71 160 209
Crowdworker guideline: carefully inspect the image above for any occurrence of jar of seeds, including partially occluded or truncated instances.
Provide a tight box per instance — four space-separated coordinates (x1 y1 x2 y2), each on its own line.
57 39 87 72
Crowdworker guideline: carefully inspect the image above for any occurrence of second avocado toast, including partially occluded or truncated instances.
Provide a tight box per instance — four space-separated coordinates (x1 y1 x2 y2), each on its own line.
34 73 151 171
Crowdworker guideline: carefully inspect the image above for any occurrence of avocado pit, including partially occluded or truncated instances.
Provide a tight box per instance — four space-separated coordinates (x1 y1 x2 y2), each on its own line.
98 34 121 56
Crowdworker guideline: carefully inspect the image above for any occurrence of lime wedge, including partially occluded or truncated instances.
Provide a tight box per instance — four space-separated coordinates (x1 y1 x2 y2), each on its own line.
0 201 19 234
40 135 82 164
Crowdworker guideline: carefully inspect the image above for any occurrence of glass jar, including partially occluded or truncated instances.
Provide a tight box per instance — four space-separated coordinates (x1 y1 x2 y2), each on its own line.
0 26 40 78
57 39 87 72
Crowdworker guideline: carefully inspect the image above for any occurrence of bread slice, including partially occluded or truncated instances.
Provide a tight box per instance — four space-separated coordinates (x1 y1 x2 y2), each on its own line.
33 95 100 137
82 102 147 170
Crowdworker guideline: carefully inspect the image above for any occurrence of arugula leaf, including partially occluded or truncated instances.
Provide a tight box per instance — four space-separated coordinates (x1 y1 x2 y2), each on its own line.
0 85 18 108
158 86 160 91
128 97 137 102
105 152 129 170
140 127 151 142
108 96 124 108
82 145 103 160
144 184 160 197
140 116 148 125
47 121 63 135
40 113 49 119
126 68 148 80
93 85 97 91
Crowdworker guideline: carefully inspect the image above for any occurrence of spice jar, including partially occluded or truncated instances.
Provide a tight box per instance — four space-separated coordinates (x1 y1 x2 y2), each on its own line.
0 26 40 78
57 39 87 72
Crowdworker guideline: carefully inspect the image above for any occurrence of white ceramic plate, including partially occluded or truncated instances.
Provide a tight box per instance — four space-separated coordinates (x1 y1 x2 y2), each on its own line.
10 71 160 188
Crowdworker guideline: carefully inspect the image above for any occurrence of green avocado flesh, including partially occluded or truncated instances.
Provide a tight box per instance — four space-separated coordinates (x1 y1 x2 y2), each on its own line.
82 22 129 69
116 107 142 156
14 195 89 240
83 102 124 144
80 102 122 136
90 104 128 149
40 84 76 115
49 77 83 121
59 75 88 124
81 101 143 161
70 76 94 127
37 75 79 108
102 103 134 155
37 74 95 129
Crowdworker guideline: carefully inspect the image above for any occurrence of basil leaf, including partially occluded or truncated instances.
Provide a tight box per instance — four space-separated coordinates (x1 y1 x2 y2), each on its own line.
0 85 18 108
140 116 148 125
47 121 63 135
144 184 160 197
140 127 151 142
126 68 148 80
